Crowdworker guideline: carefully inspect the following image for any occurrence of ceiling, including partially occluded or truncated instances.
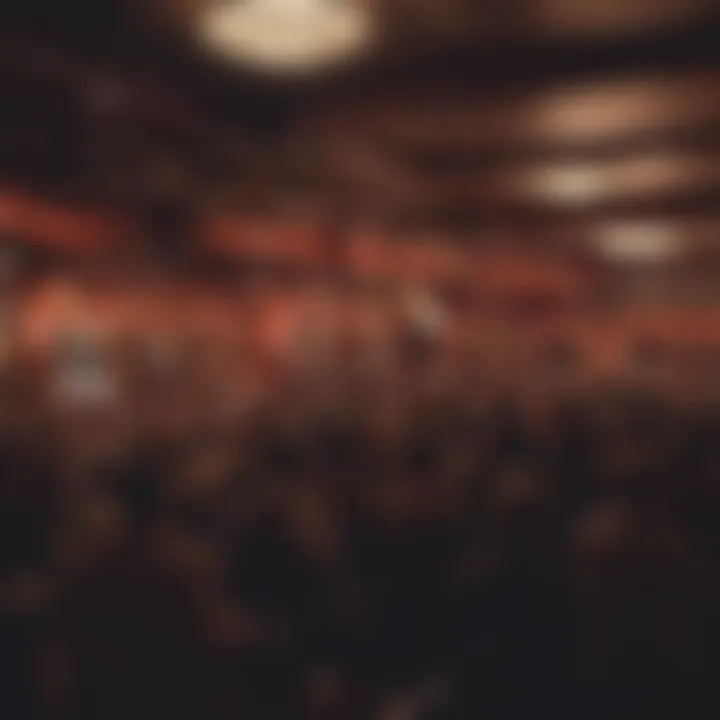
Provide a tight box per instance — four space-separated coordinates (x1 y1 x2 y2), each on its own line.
1 0 720 275
147 1 719 53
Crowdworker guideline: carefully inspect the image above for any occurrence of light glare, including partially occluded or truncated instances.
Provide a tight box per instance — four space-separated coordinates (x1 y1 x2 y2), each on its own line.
198 0 373 73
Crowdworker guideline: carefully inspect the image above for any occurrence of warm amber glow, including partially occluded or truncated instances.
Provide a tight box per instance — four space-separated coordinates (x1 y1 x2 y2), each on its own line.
526 154 719 206
598 222 681 263
532 165 606 205
198 0 373 73
536 0 712 36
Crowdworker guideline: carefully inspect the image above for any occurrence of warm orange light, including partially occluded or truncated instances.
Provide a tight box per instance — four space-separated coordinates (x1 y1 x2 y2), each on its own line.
198 0 374 73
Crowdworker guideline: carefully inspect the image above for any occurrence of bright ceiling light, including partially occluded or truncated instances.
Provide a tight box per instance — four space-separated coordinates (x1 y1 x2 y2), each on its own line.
532 165 607 205
597 222 680 263
198 0 373 74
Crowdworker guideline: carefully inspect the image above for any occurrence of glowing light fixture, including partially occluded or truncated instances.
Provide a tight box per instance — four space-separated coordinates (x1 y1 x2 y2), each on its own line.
198 0 373 74
597 222 680 263
533 165 607 205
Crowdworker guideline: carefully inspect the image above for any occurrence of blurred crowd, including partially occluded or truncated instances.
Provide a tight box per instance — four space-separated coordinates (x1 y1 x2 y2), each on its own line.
2 293 720 720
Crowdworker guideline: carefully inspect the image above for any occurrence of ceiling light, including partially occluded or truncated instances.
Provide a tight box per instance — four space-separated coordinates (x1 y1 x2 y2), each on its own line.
597 222 680 264
532 165 607 205
198 0 373 74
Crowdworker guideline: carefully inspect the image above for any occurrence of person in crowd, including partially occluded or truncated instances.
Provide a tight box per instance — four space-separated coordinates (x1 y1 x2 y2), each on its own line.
1 315 720 720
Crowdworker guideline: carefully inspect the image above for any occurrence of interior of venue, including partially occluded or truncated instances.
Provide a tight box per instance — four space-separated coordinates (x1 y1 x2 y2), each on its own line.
1 2 720 719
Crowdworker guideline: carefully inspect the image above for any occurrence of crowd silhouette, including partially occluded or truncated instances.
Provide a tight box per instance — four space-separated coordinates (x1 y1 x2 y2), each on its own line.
1 305 720 720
